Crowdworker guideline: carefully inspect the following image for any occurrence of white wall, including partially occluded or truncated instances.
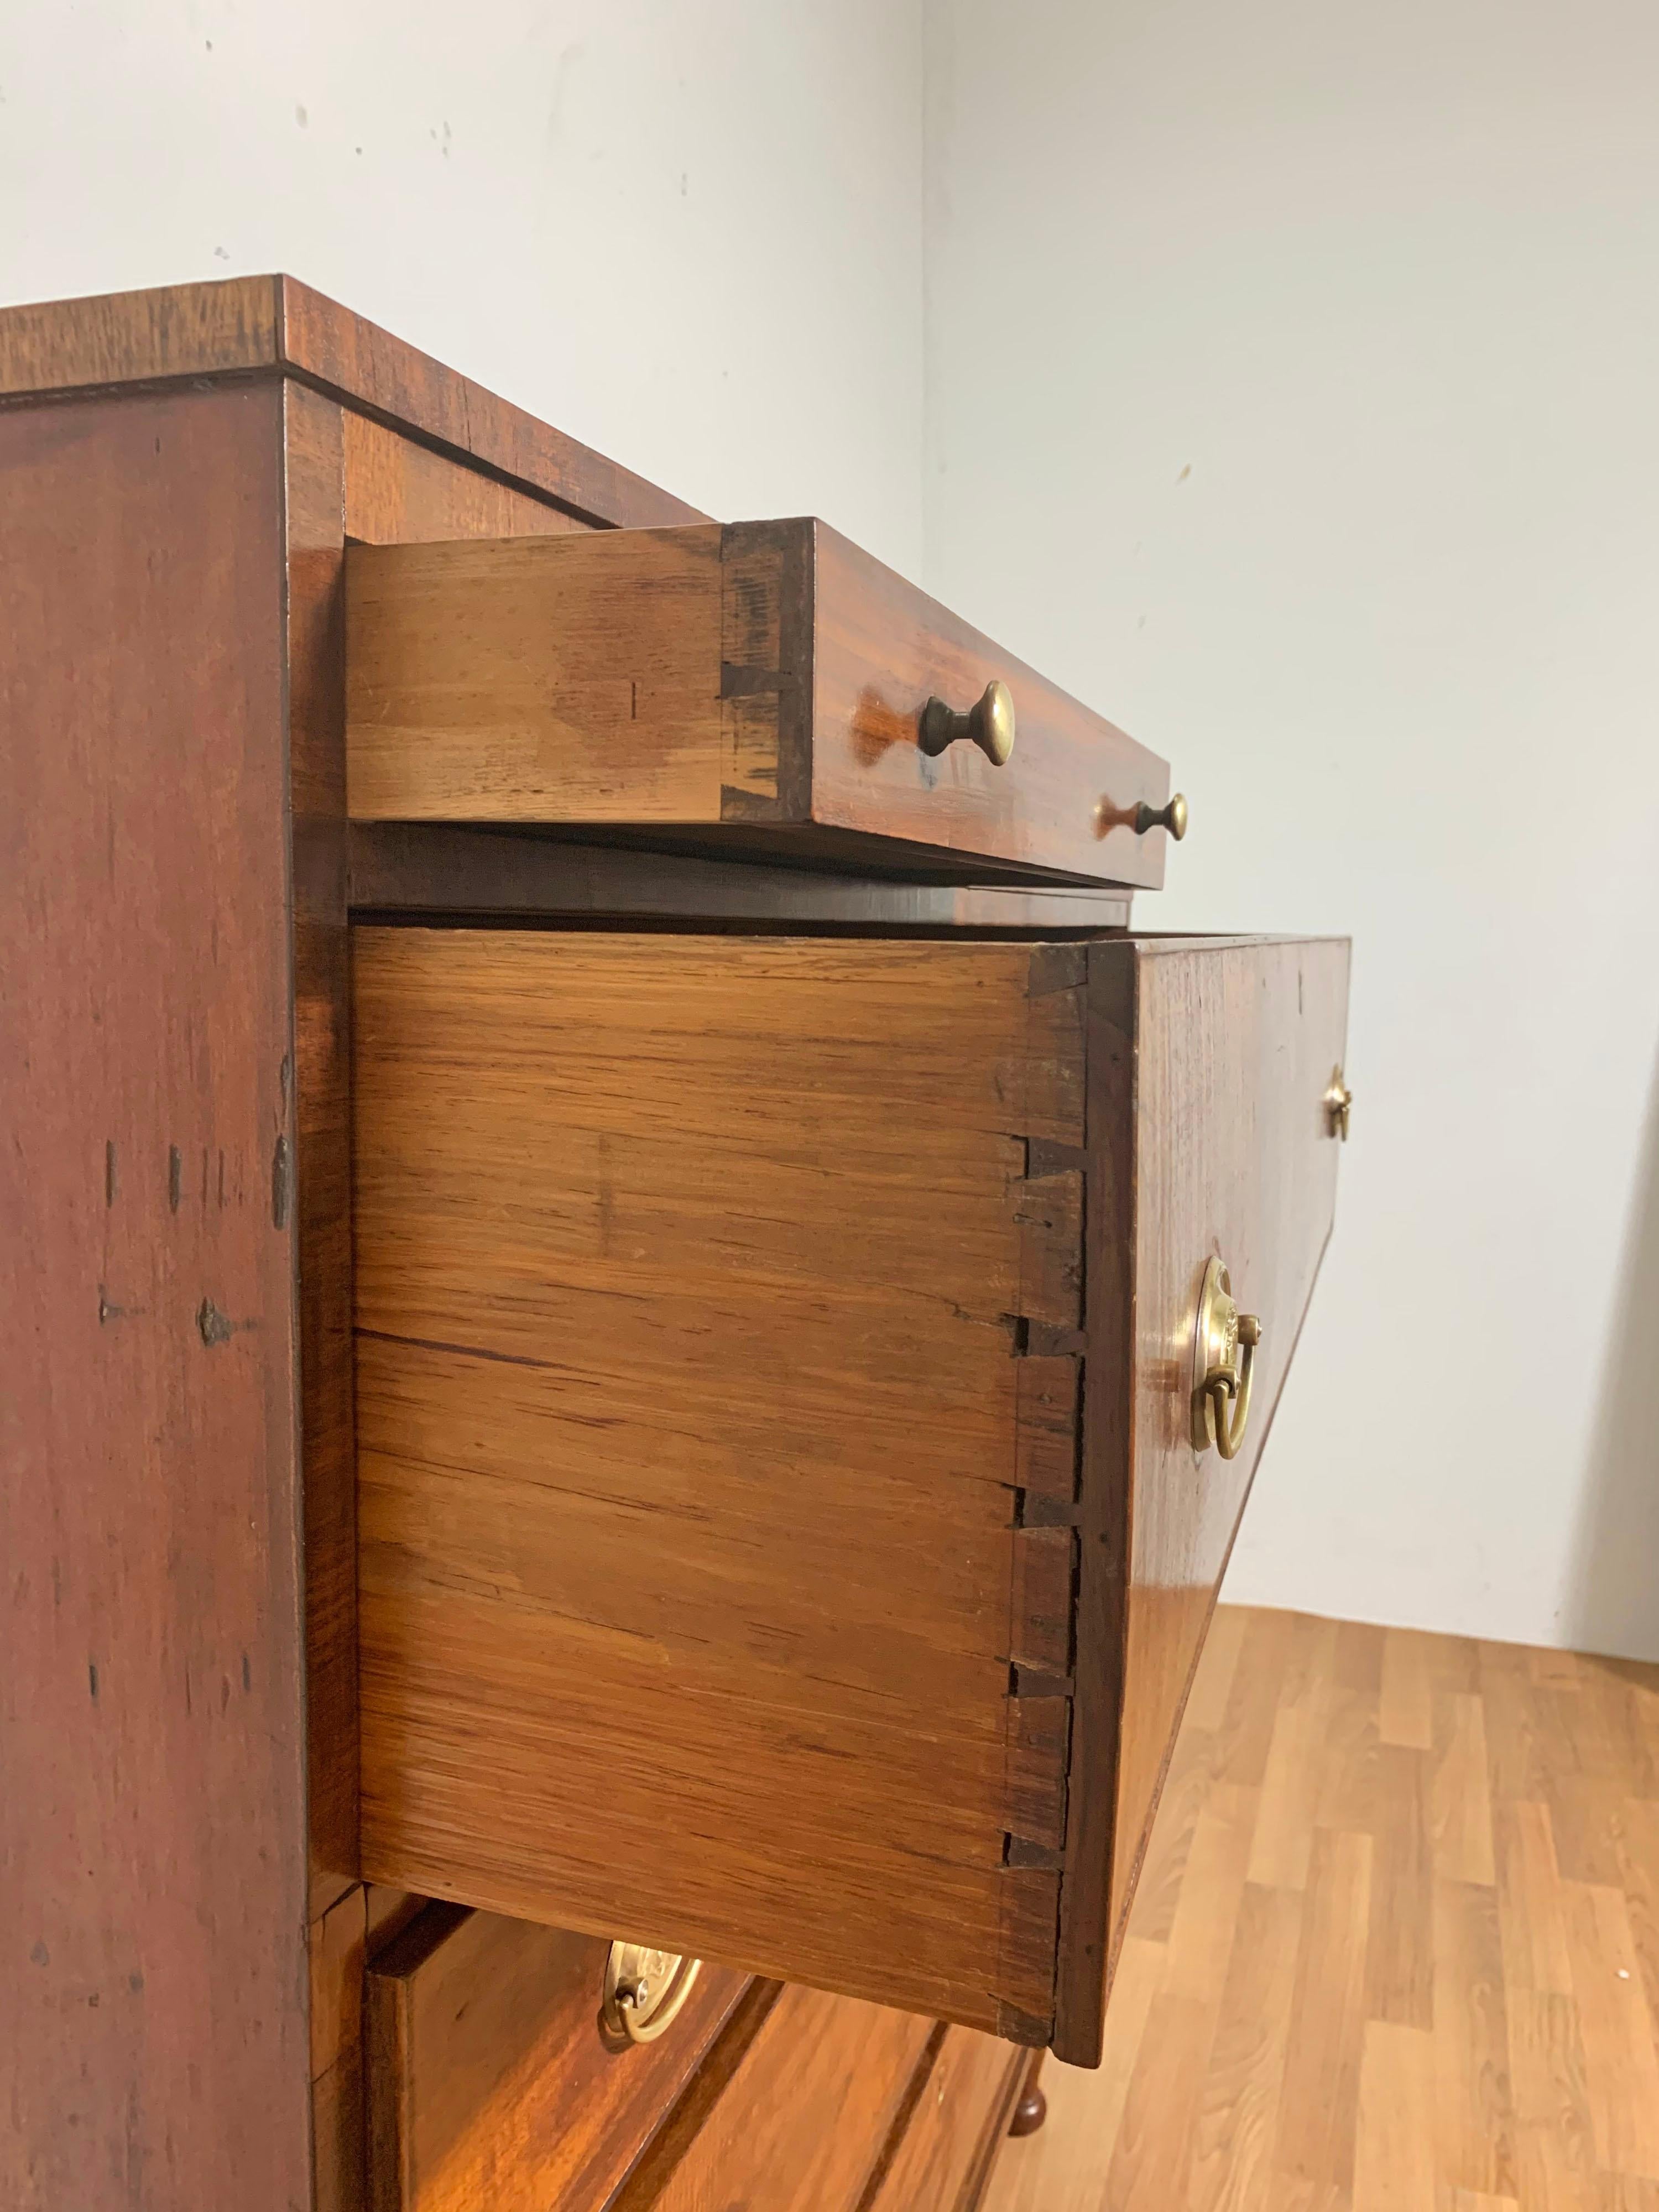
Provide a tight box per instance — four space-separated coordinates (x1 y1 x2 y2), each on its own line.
0 1 926 575
926 0 1659 1656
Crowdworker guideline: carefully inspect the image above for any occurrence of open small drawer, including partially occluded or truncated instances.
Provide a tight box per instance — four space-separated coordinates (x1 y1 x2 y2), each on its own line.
352 928 1349 2067
345 521 1180 885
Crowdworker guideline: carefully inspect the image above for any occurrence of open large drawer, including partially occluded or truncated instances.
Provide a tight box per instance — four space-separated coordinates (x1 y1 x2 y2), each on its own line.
352 929 1349 2067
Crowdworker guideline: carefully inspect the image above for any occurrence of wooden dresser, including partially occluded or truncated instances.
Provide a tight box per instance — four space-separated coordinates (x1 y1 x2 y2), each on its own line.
1 277 1350 2211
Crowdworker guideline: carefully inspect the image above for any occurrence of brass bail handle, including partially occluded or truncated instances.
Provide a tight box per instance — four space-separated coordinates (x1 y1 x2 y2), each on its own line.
599 1940 702 2047
918 679 1016 766
1190 1256 1263 1462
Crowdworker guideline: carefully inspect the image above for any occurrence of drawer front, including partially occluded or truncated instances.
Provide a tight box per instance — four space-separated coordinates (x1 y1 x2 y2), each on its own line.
366 1904 747 2212
613 1982 934 2212
1059 934 1352 2061
353 928 1348 2066
345 520 1173 886
862 2028 1026 2212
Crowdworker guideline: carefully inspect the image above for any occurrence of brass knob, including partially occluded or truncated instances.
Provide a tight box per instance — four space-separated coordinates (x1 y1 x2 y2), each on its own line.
1324 1067 1353 1141
1190 1257 1262 1461
1134 793 1188 841
599 1940 701 2046
918 679 1016 766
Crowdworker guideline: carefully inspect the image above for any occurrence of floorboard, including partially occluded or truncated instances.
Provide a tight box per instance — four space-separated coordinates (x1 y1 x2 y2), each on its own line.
984 1606 1659 2211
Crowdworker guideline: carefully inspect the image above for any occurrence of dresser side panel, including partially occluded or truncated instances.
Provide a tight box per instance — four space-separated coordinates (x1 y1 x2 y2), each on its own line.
0 382 312 2209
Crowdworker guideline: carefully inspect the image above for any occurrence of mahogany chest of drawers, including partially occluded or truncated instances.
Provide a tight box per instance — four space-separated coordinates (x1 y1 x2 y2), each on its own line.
2 276 1348 2211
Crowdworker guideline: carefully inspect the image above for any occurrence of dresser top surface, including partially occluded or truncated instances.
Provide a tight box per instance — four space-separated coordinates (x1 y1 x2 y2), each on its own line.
0 273 702 531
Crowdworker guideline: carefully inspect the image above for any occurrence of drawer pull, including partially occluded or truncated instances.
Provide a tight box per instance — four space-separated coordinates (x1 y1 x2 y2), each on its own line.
600 1939 702 2046
1134 792 1188 841
918 679 1016 766
1190 1256 1262 1460
1324 1066 1353 1141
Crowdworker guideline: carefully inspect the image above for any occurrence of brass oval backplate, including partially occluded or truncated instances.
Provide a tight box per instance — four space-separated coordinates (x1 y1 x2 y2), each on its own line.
599 1940 702 2047
1190 1256 1262 1461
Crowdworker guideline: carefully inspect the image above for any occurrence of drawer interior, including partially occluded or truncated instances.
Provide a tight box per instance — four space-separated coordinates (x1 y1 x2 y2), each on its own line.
860 2028 1027 2212
366 1903 747 2212
611 1981 934 2212
366 1900 1010 2212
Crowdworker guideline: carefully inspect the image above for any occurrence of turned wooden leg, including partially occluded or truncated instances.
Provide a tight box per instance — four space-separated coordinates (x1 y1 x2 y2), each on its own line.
1008 2051 1048 2136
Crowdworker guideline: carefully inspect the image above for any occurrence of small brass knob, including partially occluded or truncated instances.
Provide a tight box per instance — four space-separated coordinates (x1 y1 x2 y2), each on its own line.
1324 1067 1353 1141
1134 793 1188 841
918 680 1016 766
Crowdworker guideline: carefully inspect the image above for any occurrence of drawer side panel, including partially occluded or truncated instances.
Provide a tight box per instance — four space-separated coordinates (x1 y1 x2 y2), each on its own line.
354 932 1086 2036
346 529 726 822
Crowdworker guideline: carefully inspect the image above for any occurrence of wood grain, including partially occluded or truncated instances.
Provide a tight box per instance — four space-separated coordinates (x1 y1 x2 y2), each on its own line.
2 277 1166 2210
719 516 812 815
810 520 1170 885
983 1606 1659 2212
0 271 278 392
860 2028 1026 2212
365 1905 747 2212
306 385 622 2206
346 822 1135 929
611 1980 935 2212
0 274 701 530
313 1886 369 2212
353 929 1346 2057
279 278 701 529
354 931 1083 2035
346 529 727 821
1055 935 1351 2064
341 412 591 546
0 383 312 2208
287 380 358 1903
342 519 1172 885
1279 1825 1374 2201
1353 2019 1439 2209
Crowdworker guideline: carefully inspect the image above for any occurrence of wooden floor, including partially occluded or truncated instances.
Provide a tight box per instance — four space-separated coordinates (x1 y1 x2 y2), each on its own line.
986 1604 1659 2212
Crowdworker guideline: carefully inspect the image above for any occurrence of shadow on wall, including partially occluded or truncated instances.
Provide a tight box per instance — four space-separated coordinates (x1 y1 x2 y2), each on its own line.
1563 1044 1659 1664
